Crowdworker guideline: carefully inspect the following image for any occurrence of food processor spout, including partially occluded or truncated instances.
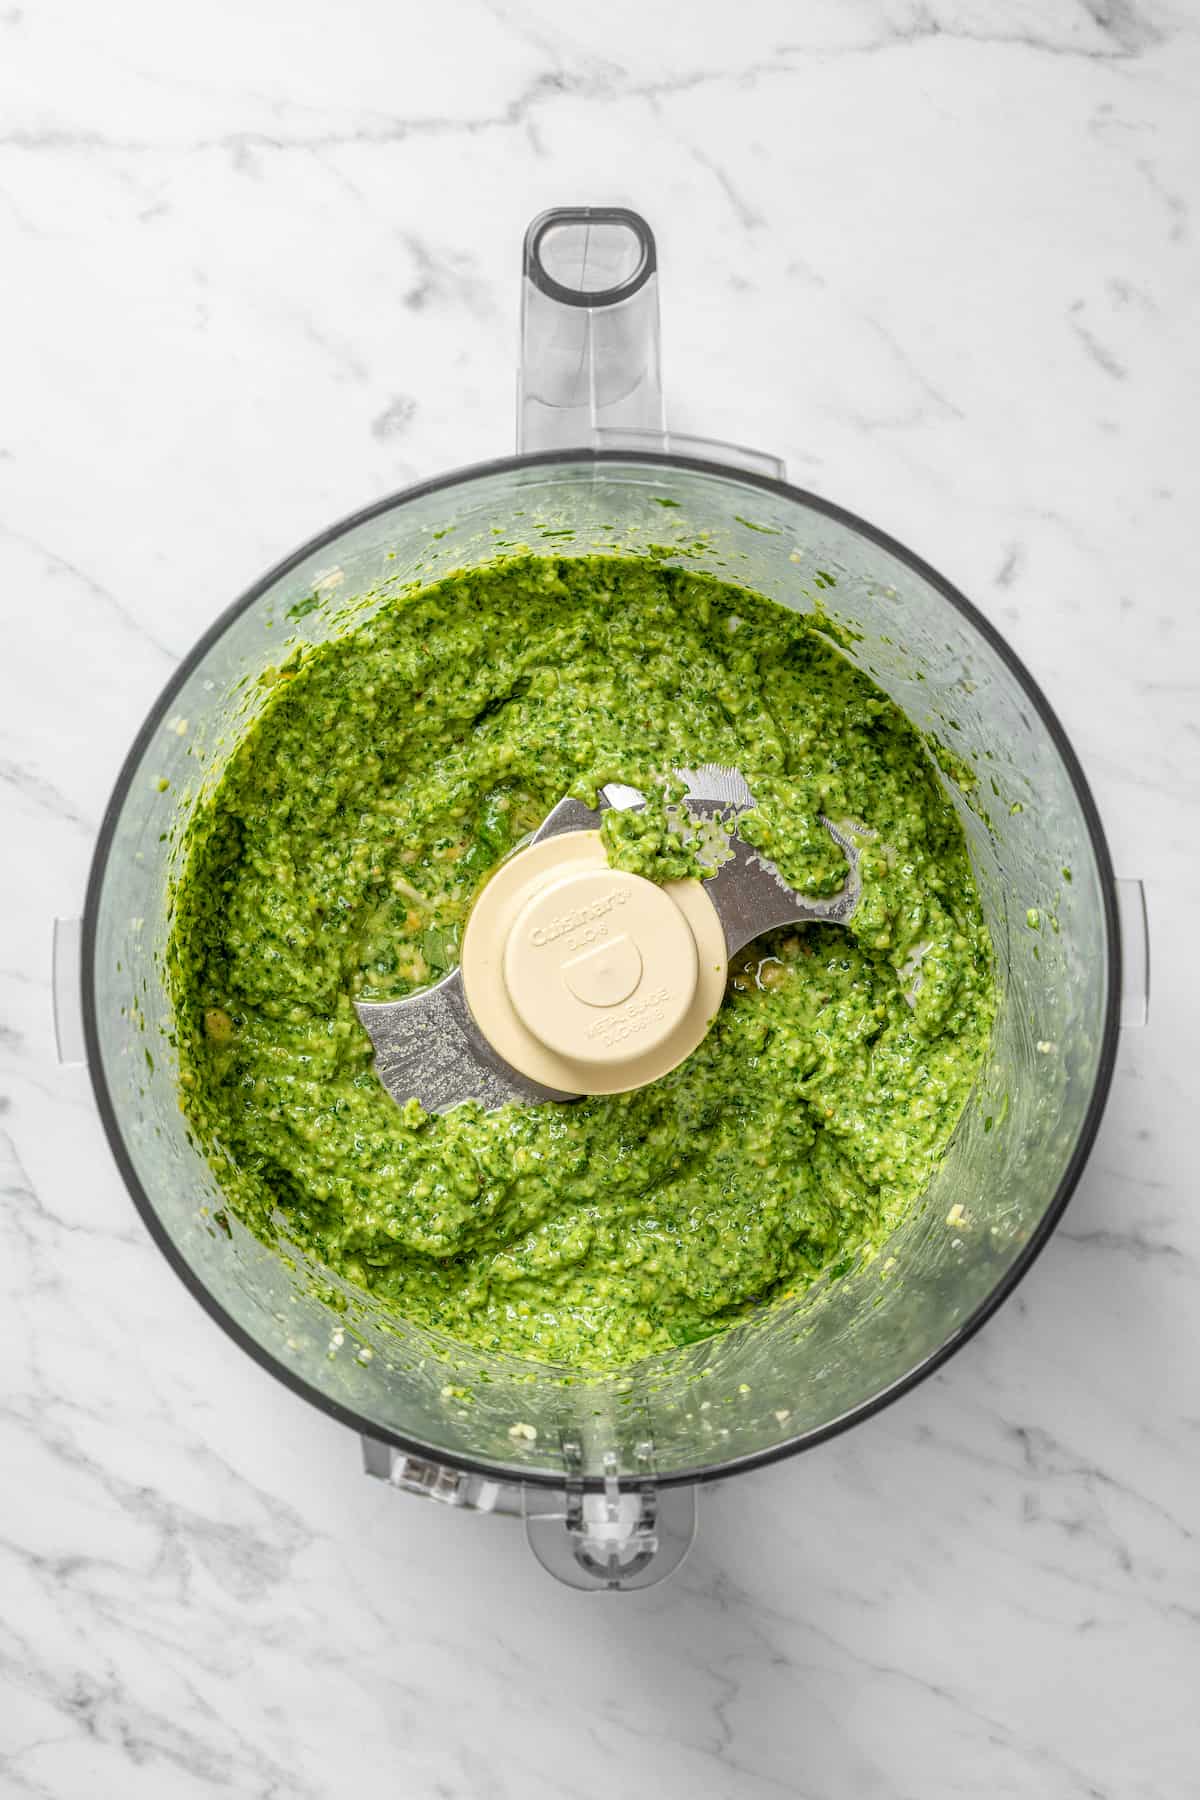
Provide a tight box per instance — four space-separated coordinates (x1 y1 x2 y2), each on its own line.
517 206 665 452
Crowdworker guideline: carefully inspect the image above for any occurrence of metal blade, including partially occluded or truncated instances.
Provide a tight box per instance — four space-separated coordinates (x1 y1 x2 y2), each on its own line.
675 764 865 957
354 787 622 1114
355 968 576 1114
354 768 868 1115
529 794 603 843
677 763 755 813
698 809 865 958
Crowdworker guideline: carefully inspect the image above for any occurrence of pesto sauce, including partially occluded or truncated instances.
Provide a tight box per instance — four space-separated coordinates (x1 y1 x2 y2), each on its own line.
170 555 994 1368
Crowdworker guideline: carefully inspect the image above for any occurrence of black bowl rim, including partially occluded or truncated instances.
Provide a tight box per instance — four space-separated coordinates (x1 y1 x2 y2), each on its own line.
82 448 1122 1493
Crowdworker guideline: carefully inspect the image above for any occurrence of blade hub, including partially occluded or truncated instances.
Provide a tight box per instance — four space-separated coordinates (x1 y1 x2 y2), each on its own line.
504 866 697 1066
461 832 726 1097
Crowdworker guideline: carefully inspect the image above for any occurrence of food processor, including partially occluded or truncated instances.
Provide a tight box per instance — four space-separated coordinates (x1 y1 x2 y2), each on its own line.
55 208 1149 1590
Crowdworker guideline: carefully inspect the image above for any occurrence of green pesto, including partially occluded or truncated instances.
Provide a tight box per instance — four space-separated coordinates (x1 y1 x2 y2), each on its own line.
170 555 994 1368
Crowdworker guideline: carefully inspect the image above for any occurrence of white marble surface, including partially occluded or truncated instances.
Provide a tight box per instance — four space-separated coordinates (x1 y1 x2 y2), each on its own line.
2 0 1198 1793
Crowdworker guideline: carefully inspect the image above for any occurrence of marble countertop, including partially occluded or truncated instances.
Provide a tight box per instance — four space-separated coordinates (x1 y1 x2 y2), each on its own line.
2 2 1197 1794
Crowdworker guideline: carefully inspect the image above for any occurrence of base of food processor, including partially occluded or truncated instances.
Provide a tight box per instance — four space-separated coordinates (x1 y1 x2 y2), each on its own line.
361 1437 697 1592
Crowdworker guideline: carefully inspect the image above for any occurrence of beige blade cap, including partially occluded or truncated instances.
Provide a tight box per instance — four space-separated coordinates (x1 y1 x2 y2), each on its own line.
459 831 726 1096
354 767 867 1114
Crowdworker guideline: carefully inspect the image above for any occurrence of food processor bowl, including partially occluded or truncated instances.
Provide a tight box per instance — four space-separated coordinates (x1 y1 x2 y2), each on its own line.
60 211 1144 1590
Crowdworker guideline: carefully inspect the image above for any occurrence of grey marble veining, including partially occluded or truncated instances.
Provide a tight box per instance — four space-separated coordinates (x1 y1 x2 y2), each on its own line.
1 0 1197 1794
